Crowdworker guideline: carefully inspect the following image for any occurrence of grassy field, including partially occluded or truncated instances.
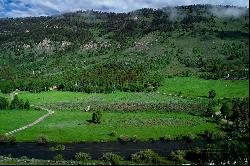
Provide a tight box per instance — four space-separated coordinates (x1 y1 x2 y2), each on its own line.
0 109 46 134
13 111 219 142
0 77 247 142
0 77 247 107
16 91 195 106
158 77 249 98
10 77 246 106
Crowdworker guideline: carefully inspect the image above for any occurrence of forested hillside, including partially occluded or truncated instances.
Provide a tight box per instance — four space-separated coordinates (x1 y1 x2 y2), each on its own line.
0 5 249 93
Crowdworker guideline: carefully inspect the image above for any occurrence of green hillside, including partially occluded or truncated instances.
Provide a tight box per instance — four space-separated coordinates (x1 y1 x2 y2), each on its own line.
0 5 249 93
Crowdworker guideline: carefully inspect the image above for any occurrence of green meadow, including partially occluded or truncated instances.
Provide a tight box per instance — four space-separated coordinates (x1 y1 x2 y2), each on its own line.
0 77 248 142
158 77 249 98
17 91 193 106
13 111 219 142
0 109 46 135
11 77 248 107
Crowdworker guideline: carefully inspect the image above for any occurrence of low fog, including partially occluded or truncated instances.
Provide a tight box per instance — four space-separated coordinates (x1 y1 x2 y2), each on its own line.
210 6 249 18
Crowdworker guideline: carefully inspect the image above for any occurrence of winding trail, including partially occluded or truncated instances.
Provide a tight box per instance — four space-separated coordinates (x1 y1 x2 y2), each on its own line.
5 105 54 136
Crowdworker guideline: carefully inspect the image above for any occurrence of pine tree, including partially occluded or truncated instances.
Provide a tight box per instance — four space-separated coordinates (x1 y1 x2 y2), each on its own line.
92 111 102 124
18 99 25 109
24 100 30 110
10 95 19 109
0 97 9 110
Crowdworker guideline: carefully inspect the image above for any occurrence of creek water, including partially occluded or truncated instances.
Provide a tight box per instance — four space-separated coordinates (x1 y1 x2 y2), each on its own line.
0 141 208 160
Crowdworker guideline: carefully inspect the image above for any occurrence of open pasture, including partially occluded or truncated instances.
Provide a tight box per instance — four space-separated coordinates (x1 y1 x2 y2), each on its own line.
159 77 249 98
0 109 46 135
13 111 219 142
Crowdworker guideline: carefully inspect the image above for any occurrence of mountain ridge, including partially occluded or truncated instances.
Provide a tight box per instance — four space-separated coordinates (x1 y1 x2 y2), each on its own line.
0 5 249 93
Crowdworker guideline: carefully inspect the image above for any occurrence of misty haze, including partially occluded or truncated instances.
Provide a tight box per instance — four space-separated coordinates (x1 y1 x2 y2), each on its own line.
0 0 249 165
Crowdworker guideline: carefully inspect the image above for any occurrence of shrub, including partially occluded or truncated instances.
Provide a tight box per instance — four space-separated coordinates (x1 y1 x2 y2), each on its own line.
101 152 123 165
10 95 19 109
91 111 102 124
18 99 25 109
202 130 213 141
168 150 186 162
74 152 91 162
214 131 227 140
186 147 202 163
220 121 234 131
53 154 64 161
174 136 183 141
206 102 215 117
8 135 16 144
202 130 226 141
49 144 65 151
36 135 48 145
213 114 223 123
109 131 117 137
118 135 130 143
0 134 8 144
149 138 158 142
208 89 216 98
130 135 138 143
220 102 232 119
203 141 248 165
20 156 29 160
118 135 138 143
131 149 164 164
177 91 182 96
0 135 16 144
0 97 9 110
159 135 172 142
182 134 195 142
24 100 30 110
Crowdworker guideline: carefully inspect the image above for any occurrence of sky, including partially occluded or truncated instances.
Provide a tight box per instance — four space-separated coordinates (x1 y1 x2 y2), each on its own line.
0 0 249 18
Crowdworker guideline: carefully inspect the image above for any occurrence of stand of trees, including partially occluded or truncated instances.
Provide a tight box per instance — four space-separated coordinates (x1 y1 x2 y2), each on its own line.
0 63 163 94
0 95 30 110
0 5 248 93
219 98 249 133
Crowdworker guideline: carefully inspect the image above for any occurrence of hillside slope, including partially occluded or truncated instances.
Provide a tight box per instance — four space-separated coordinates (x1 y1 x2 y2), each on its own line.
0 5 249 93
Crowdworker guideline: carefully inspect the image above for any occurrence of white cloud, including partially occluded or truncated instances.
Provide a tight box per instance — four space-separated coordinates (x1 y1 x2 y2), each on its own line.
0 0 4 9
0 0 249 18
210 6 249 18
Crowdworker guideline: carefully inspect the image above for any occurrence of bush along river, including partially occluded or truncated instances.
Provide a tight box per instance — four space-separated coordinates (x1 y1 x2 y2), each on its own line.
0 140 209 160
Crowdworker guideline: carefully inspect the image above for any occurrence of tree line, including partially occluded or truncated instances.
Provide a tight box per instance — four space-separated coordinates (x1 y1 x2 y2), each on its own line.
0 95 30 110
